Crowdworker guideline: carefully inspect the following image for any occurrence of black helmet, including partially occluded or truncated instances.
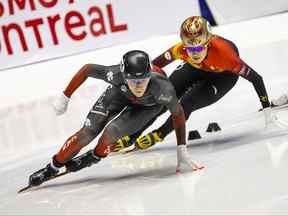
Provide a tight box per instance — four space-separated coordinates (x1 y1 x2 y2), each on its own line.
120 50 151 79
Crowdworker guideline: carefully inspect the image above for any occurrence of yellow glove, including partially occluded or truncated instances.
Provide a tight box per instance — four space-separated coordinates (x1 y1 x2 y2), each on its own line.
113 136 133 152
136 131 163 150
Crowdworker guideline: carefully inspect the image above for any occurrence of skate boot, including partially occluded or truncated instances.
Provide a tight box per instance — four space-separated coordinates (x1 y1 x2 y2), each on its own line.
29 163 59 186
65 150 101 172
135 130 163 150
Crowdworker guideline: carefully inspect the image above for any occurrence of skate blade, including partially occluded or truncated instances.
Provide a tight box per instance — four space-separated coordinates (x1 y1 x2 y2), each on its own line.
18 170 69 194
18 185 33 193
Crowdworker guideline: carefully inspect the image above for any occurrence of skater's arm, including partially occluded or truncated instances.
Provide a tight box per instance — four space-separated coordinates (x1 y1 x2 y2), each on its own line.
243 66 270 108
159 81 186 145
232 58 270 108
152 46 177 68
170 104 186 145
220 48 270 109
151 65 167 76
63 64 108 98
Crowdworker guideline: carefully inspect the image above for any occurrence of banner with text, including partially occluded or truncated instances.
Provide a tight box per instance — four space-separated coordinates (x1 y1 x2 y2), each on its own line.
0 0 200 70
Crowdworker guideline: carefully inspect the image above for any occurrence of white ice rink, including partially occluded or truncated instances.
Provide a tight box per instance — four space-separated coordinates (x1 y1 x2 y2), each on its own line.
1 13 288 215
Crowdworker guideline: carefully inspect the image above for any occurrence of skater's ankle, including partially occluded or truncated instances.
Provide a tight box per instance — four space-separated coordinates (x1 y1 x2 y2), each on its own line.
51 155 65 171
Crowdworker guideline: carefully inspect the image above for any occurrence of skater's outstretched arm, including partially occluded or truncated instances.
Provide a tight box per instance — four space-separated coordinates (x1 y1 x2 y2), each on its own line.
63 64 110 97
53 64 115 115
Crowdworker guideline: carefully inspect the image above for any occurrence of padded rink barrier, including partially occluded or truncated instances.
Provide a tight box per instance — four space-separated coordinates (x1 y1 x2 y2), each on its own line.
0 85 103 162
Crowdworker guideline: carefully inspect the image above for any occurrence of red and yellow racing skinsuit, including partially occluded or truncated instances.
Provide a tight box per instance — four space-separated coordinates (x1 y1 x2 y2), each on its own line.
153 35 270 108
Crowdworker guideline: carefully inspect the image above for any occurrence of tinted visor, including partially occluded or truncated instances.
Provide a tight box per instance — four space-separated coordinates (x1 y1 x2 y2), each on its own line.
126 77 150 86
186 45 205 53
123 69 151 80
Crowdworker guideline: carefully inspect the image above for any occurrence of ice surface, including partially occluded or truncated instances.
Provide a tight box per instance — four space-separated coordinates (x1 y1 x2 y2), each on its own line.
1 110 288 215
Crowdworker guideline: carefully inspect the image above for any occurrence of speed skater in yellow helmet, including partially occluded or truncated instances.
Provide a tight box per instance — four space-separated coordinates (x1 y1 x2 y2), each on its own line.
180 16 212 63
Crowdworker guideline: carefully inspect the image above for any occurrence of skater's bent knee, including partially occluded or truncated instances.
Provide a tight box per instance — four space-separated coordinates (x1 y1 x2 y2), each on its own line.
104 124 121 142
78 127 98 145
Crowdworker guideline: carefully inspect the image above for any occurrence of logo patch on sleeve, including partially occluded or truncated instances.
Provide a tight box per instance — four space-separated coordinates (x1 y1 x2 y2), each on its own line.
84 119 91 127
164 51 172 60
158 94 172 102
106 71 114 81
120 85 127 92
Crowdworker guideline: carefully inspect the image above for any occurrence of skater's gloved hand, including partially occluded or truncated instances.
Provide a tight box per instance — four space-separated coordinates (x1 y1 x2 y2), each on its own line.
271 94 288 107
53 93 70 115
176 145 204 174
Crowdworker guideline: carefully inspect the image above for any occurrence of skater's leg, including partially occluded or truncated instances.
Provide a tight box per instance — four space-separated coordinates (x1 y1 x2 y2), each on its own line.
64 105 164 172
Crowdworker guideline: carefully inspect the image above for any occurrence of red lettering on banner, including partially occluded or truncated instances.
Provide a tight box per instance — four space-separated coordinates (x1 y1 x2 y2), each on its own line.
25 18 44 48
39 0 58 8
47 14 61 45
2 23 28 54
0 2 4 17
107 4 127 32
0 3 129 56
65 11 87 41
8 0 36 15
88 7 106 37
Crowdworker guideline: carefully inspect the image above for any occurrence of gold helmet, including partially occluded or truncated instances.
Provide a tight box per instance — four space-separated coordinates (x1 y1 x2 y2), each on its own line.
180 16 212 47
